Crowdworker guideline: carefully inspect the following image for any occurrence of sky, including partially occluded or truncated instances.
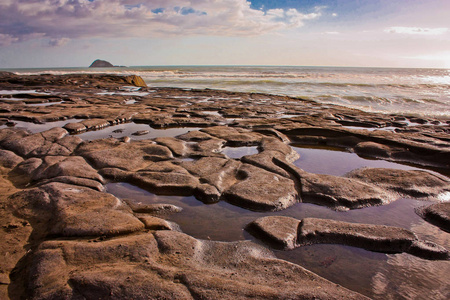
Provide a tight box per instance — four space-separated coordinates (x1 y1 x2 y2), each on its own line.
0 0 449 68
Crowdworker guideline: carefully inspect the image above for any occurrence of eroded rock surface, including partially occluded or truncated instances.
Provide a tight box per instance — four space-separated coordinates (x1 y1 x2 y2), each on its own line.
416 202 450 232
25 231 368 299
247 216 449 260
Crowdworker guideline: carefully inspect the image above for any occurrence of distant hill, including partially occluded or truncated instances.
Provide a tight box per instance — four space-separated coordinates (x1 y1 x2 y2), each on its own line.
89 59 115 68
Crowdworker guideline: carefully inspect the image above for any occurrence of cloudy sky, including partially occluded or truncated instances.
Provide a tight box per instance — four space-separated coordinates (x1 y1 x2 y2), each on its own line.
0 0 449 68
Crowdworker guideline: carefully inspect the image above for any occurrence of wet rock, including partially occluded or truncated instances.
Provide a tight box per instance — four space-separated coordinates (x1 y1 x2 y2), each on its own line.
416 202 450 232
29 135 82 157
0 149 24 168
180 157 241 193
242 150 292 177
124 75 147 88
13 156 103 185
26 231 368 299
354 141 391 158
177 130 214 141
247 216 449 260
0 128 39 148
192 138 226 155
101 167 199 196
131 130 149 136
123 201 183 215
137 215 181 231
81 118 110 130
36 176 105 191
63 121 86 133
9 182 144 238
1 127 68 157
223 164 298 211
201 126 263 146
246 216 300 250
347 168 450 198
154 137 187 157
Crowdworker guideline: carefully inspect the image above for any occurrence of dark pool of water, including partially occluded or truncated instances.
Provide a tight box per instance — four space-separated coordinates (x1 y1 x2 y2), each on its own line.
221 146 259 159
106 182 450 299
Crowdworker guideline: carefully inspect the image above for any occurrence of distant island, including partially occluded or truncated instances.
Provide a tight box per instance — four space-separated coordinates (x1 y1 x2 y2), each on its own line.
89 59 116 68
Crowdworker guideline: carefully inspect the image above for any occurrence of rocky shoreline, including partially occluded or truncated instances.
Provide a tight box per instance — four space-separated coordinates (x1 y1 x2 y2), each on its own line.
0 72 449 299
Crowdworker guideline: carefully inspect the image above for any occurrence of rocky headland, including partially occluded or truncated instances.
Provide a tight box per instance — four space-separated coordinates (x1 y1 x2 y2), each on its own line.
0 72 449 299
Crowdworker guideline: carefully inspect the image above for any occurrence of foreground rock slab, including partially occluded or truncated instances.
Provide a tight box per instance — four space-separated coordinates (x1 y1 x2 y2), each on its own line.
247 216 449 260
25 231 368 299
9 182 144 238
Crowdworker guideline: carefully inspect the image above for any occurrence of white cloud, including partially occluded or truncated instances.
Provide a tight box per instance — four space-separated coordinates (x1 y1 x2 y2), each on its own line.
385 27 448 35
0 0 321 45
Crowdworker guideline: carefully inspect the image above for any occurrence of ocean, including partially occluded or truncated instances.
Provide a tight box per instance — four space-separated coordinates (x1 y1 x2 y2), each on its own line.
5 66 450 118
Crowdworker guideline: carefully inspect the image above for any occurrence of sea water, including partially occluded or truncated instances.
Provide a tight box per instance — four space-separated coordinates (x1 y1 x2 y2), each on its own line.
5 65 450 117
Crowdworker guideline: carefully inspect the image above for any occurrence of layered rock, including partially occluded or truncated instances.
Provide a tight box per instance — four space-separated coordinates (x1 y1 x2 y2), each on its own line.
25 231 368 299
247 216 449 260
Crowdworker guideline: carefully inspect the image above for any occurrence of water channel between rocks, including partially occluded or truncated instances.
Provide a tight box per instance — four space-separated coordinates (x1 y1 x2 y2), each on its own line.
106 145 450 300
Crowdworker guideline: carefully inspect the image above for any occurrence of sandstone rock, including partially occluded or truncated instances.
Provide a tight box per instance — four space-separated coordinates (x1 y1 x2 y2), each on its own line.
63 122 86 133
180 157 241 193
177 130 214 141
36 176 104 191
29 135 82 157
201 126 263 146
416 202 450 232
242 150 292 177
246 216 300 250
25 231 369 299
2 128 68 157
138 215 181 231
0 149 23 168
247 216 449 260
78 139 173 171
123 200 183 215
131 130 149 136
223 164 298 211
13 156 103 185
354 141 392 158
9 183 144 238
347 168 450 198
123 75 147 88
154 137 187 157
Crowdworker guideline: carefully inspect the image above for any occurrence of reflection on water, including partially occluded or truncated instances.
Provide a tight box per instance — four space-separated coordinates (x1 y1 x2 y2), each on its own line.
292 145 424 176
0 119 82 134
106 181 449 299
221 146 258 159
75 123 202 141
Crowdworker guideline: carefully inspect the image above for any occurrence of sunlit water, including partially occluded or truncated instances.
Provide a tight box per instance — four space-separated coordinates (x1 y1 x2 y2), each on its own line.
5 66 450 117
